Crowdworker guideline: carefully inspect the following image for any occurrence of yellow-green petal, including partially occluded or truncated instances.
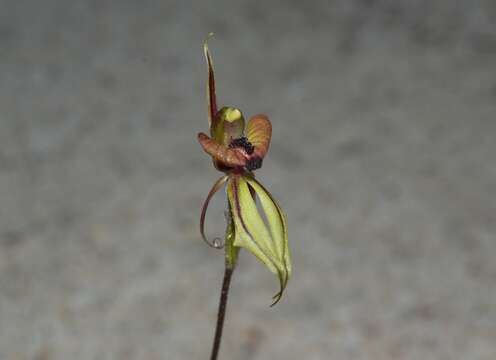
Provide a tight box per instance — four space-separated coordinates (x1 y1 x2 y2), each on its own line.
245 177 291 279
227 175 291 305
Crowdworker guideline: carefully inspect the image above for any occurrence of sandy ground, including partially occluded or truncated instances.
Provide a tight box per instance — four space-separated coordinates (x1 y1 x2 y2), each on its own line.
1 1 496 359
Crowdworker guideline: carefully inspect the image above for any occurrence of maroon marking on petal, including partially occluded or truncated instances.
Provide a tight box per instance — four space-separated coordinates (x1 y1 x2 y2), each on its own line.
208 65 217 123
204 36 218 128
232 176 251 238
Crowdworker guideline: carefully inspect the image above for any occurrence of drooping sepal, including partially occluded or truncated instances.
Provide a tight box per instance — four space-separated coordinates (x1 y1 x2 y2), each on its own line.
226 174 291 305
245 176 291 279
200 175 228 249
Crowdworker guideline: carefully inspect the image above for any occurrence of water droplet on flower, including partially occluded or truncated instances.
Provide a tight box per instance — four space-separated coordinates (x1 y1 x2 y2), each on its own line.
213 238 223 248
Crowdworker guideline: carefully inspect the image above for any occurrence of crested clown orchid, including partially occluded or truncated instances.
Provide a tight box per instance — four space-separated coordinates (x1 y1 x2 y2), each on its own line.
198 34 291 305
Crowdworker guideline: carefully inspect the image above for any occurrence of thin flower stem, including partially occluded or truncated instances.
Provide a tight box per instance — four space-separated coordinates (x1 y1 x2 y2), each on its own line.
210 265 233 360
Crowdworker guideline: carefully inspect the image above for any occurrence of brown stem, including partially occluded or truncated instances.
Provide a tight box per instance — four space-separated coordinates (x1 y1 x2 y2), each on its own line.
210 266 234 360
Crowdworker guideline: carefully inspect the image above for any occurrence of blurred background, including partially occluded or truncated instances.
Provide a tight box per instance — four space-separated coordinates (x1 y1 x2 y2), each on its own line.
1 0 495 359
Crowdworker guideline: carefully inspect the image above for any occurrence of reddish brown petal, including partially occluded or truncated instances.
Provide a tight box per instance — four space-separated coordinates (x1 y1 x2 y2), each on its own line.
203 33 218 130
198 133 247 167
245 114 272 160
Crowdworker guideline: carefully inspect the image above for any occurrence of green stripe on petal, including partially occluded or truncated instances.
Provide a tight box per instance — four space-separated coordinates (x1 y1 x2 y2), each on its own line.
227 174 291 305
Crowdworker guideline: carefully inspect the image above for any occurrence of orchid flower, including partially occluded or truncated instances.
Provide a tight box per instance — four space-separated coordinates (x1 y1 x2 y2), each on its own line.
198 35 291 305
